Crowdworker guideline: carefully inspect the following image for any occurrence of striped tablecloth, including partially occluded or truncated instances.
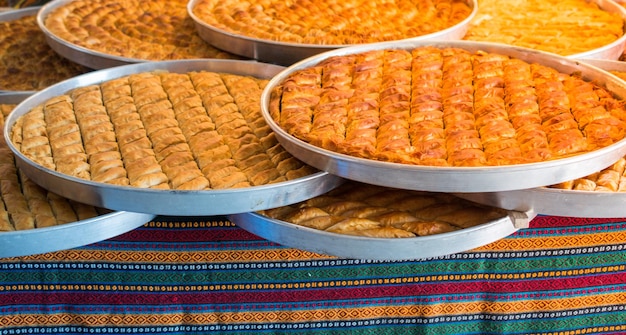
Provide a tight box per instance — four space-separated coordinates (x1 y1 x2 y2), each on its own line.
1 215 626 334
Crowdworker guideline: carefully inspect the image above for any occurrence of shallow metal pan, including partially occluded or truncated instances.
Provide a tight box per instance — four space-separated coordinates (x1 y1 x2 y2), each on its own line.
0 7 38 93
229 210 533 260
567 0 626 60
4 60 343 216
456 59 626 217
188 0 477 66
0 93 155 258
261 40 626 193
37 0 152 69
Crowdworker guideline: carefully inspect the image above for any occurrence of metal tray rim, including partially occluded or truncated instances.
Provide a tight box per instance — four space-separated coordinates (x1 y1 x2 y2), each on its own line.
229 210 533 260
188 0 478 49
260 39 626 193
188 0 477 65
4 59 344 216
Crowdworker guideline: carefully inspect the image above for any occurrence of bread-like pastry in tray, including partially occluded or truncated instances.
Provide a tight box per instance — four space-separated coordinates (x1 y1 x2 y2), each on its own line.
269 46 626 167
43 0 238 61
260 181 508 238
463 0 624 56
10 71 317 190
0 13 89 91
0 102 101 231
191 0 473 45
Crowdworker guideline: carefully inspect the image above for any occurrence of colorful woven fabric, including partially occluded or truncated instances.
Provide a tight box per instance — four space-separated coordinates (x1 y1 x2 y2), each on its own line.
1 215 626 334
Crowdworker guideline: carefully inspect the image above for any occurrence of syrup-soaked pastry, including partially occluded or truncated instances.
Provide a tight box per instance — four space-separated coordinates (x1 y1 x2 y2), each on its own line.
0 102 101 231
10 71 317 192
259 181 508 238
270 47 626 167
43 0 239 61
464 0 624 56
191 0 473 45
550 157 626 192
0 14 89 90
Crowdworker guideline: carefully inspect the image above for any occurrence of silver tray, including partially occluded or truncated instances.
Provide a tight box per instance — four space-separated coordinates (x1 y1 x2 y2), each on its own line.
229 210 534 260
37 0 234 70
0 7 38 93
456 59 626 218
0 93 155 258
567 0 626 60
37 0 150 69
261 40 626 193
188 0 477 66
5 60 343 216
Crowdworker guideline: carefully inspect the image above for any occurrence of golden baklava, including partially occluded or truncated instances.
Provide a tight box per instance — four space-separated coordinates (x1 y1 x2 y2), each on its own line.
260 181 508 238
10 71 316 190
269 46 626 167
0 102 101 231
43 0 238 61
464 0 624 56
0 14 89 91
191 0 473 45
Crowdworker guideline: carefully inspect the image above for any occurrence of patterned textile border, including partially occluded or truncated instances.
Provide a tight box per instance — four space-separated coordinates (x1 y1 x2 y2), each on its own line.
0 215 626 334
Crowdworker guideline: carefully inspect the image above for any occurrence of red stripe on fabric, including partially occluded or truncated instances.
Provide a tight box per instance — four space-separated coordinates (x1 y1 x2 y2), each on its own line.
108 226 262 243
530 216 626 228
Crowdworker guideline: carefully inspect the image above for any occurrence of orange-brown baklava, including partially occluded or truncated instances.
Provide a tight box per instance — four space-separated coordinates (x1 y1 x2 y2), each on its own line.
269 46 626 167
44 0 238 61
10 71 316 190
0 14 89 90
464 0 624 56
191 0 473 45
0 102 101 231
260 181 508 238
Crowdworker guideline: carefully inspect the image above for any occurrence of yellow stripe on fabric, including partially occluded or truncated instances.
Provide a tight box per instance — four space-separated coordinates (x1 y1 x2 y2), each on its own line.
9 248 333 264
1 292 625 326
474 230 626 252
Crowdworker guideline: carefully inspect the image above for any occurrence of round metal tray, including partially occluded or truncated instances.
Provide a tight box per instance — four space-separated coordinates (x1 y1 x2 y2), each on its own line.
37 0 236 70
188 0 477 66
0 211 155 258
455 59 626 218
0 7 38 94
0 92 155 258
5 60 343 216
568 0 626 60
37 0 154 69
229 210 534 260
260 40 626 193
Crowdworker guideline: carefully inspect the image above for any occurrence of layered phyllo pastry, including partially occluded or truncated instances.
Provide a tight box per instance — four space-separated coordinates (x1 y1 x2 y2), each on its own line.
191 0 473 45
269 46 626 167
43 0 238 61
10 71 316 190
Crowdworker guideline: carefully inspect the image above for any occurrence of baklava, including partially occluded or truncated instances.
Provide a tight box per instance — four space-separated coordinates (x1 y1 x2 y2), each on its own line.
0 102 100 231
464 0 624 56
260 181 508 238
191 0 473 45
269 46 626 167
44 0 238 61
0 14 89 90
10 71 316 190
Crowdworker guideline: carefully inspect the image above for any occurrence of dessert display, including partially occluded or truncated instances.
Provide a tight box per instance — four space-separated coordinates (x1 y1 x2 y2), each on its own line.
5 60 342 216
464 0 626 58
191 0 473 46
41 0 238 63
269 46 626 168
0 100 104 231
258 181 508 238
0 8 90 91
11 71 315 189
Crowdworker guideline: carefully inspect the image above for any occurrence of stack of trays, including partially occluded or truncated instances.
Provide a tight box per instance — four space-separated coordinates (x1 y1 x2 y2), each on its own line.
5 0 626 260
